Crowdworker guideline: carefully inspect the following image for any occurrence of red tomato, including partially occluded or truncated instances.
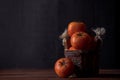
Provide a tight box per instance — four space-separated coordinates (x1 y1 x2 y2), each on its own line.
54 58 74 78
70 32 91 50
67 21 86 37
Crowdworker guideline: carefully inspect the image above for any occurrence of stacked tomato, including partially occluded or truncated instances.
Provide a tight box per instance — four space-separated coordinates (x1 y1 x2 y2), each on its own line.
67 21 97 51
54 21 97 78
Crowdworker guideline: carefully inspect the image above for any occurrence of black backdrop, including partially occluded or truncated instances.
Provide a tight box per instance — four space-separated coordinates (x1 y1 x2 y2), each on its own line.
0 0 117 69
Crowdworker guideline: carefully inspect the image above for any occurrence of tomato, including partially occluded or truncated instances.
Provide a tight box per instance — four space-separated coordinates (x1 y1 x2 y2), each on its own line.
67 21 86 37
70 32 91 50
54 58 74 78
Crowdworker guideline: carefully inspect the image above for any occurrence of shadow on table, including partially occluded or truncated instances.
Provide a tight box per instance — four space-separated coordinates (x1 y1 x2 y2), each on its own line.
97 74 120 78
82 74 120 78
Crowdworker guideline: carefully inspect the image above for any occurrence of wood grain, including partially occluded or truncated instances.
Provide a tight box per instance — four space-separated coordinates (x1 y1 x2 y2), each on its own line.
0 69 120 80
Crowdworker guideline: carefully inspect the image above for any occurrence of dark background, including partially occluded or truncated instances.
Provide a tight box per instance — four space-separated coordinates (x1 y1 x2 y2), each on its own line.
0 0 117 69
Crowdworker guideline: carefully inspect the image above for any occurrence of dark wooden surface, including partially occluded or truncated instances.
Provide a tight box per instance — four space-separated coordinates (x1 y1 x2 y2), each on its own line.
0 69 120 80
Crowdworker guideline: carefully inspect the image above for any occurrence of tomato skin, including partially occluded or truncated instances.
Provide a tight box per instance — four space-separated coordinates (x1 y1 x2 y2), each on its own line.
70 32 91 50
69 47 78 51
68 21 86 37
54 58 74 78
85 36 97 51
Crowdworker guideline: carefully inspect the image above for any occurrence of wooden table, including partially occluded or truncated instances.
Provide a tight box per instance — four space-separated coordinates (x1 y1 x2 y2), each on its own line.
0 69 120 80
